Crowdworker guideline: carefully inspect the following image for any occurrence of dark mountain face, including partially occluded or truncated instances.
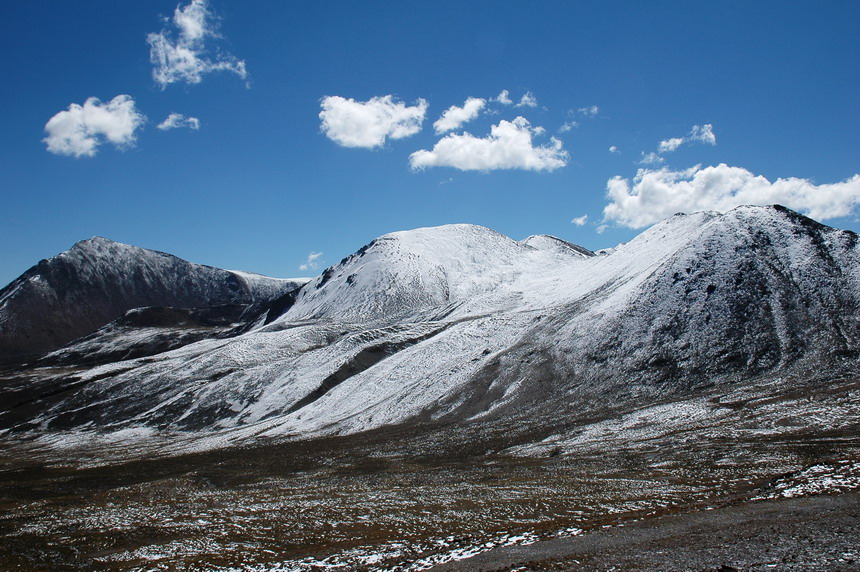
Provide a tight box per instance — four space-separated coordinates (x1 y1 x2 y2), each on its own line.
0 237 303 364
611 206 860 382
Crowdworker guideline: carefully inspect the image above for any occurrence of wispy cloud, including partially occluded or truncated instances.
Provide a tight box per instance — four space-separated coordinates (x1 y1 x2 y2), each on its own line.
559 105 599 133
43 95 145 157
644 123 717 164
410 116 568 172
558 121 578 133
320 95 428 148
570 214 589 226
639 152 665 166
516 91 538 108
157 113 200 131
147 0 247 89
603 163 860 228
434 97 486 134
299 251 324 272
689 124 716 145
609 145 619 154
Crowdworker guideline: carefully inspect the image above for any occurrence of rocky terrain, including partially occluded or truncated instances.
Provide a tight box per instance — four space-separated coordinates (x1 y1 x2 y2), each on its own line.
0 236 305 364
0 204 858 570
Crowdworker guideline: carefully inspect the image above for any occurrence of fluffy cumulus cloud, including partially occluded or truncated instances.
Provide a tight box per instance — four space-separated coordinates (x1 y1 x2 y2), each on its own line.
320 95 428 148
147 0 247 89
609 145 619 154
493 90 513 105
410 116 568 172
43 95 145 157
603 163 860 228
156 113 200 130
433 97 486 134
658 137 685 154
299 251 323 272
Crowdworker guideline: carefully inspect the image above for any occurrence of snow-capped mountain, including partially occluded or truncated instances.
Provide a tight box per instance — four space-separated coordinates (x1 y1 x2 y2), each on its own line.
285 223 593 323
0 237 305 364
0 206 857 457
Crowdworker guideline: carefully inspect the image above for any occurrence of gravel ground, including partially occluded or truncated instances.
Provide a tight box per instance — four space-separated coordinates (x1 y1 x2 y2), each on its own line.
432 491 860 571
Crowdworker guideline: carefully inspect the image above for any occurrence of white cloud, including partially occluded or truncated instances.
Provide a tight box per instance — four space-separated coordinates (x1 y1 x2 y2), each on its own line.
639 152 665 166
156 113 200 131
410 116 568 172
609 145 619 154
690 123 716 145
147 0 247 89
578 105 599 117
558 121 578 133
603 163 860 229
172 0 208 41
493 90 513 105
43 95 145 158
652 123 717 158
299 251 323 272
434 97 486 134
320 95 428 148
516 92 538 108
658 137 684 153
571 214 588 226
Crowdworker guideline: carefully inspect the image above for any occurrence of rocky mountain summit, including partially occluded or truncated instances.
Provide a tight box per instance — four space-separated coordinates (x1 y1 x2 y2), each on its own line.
0 237 305 364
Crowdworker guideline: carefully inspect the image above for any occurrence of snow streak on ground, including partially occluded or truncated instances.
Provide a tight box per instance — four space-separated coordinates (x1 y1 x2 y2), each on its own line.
752 460 860 500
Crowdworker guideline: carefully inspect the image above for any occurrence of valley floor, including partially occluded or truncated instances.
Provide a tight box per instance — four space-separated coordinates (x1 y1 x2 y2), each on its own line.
1 415 859 571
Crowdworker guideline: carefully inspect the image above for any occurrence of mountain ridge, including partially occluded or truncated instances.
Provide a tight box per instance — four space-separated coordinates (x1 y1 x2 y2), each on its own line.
1 204 856 458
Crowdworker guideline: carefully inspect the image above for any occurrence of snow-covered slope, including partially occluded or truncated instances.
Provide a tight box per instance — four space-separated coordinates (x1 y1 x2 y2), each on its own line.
0 237 304 363
283 224 588 323
1 206 858 456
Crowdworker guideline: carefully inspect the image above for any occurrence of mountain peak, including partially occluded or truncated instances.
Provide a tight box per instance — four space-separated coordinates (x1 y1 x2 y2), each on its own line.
70 236 124 251
378 223 511 245
0 239 302 363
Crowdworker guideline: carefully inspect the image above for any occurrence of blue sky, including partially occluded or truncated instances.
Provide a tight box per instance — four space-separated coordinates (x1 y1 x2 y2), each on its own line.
1 1 858 286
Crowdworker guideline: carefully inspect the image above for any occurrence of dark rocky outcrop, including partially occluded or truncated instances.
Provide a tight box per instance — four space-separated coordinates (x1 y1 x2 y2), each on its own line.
0 237 302 364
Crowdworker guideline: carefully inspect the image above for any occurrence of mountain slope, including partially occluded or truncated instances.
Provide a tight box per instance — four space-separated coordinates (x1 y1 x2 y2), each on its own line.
1 205 856 454
0 237 304 363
